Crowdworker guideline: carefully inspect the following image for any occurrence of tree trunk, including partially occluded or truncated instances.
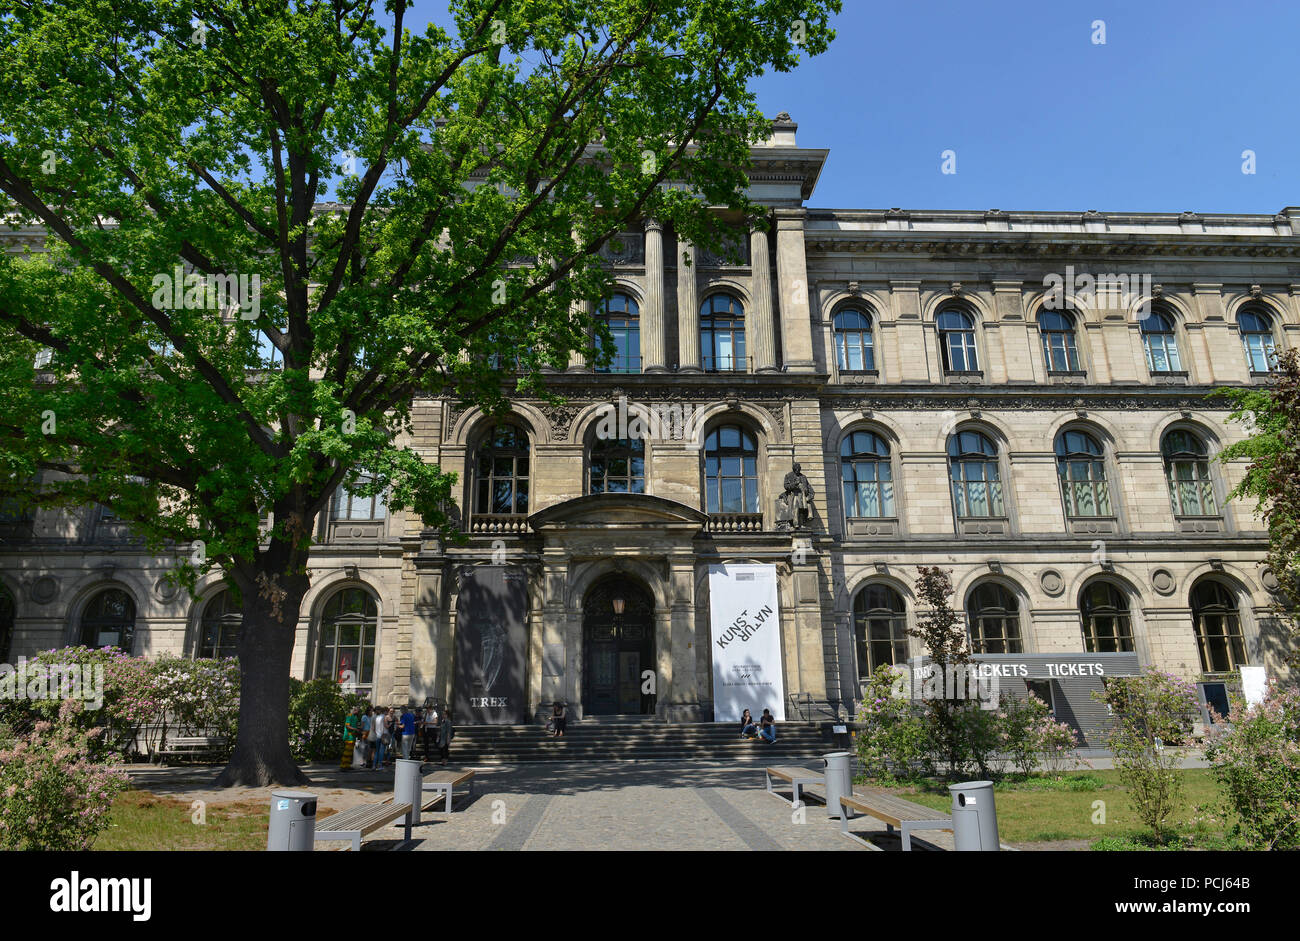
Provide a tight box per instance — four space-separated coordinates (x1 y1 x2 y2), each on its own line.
215 563 310 787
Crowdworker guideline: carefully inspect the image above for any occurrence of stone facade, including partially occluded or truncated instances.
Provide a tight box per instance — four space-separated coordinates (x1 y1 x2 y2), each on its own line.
3 114 1296 722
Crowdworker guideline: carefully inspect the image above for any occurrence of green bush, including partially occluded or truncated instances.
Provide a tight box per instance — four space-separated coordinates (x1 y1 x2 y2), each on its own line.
1093 669 1201 840
1206 682 1300 850
855 666 929 783
287 677 369 762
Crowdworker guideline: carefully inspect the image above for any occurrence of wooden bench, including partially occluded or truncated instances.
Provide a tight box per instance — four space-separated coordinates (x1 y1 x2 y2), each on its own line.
314 801 413 852
763 766 824 808
839 791 951 852
421 769 476 816
160 735 227 764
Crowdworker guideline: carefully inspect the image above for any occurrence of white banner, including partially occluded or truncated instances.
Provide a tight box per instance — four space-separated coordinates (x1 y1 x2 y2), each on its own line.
708 563 785 722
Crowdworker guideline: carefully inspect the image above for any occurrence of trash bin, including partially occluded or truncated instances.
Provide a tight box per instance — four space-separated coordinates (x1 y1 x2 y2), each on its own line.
395 758 424 825
949 781 999 851
822 751 854 819
267 790 317 851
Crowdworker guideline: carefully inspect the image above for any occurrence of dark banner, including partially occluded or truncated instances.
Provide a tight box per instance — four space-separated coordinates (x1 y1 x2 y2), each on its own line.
453 565 529 725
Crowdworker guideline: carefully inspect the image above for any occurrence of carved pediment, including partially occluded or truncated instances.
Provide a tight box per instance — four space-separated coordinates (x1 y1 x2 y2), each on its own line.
528 493 707 530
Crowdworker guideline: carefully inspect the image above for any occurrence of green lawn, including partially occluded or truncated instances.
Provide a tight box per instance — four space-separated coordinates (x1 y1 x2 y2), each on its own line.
871 769 1237 847
92 789 271 851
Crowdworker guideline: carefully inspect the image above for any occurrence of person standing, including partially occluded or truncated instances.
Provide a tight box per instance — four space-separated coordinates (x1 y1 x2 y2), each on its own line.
422 704 439 763
391 704 404 761
371 706 389 770
340 705 361 771
400 705 417 759
360 706 374 769
437 708 454 765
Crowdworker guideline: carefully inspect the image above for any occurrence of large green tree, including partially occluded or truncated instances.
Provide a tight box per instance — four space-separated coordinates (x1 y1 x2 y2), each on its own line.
0 0 838 784
1219 348 1300 669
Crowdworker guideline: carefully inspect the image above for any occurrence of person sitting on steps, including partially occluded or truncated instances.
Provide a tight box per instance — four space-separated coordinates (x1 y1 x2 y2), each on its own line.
739 708 757 739
758 708 777 744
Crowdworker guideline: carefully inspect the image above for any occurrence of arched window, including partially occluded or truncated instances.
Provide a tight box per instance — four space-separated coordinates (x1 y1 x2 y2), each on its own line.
841 430 895 518
1238 307 1277 373
0 584 13 662
704 424 759 514
1079 581 1134 653
834 308 875 372
589 435 646 494
948 430 1003 518
80 588 136 652
967 583 1023 654
700 294 746 372
937 307 978 372
1038 309 1080 372
197 589 241 660
316 587 379 689
1191 580 1248 674
1161 429 1216 516
597 293 641 374
332 472 387 521
853 584 908 677
474 423 530 515
1140 308 1182 373
1055 429 1111 517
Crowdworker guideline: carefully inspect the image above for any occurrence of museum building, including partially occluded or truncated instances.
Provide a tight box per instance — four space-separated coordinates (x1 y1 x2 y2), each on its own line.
2 114 1296 735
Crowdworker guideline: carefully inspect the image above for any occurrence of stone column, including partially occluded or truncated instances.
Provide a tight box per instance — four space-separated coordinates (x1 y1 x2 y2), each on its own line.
676 237 701 372
567 297 593 372
749 224 777 372
774 209 814 372
642 218 667 373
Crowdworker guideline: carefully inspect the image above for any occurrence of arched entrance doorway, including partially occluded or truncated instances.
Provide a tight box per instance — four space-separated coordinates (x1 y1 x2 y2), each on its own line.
582 577 655 716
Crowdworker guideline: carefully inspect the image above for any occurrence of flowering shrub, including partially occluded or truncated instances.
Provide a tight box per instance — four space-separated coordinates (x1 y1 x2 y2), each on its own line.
288 677 370 762
146 655 240 756
2 648 239 759
0 700 129 850
855 666 928 783
855 666 1082 781
1206 682 1300 850
1093 669 1202 839
1038 714 1081 776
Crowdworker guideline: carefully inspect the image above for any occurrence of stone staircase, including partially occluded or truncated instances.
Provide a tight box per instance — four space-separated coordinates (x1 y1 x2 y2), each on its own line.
448 718 840 762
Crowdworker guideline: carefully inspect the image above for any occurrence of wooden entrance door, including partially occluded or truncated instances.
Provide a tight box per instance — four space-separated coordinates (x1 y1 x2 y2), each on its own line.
582 578 655 716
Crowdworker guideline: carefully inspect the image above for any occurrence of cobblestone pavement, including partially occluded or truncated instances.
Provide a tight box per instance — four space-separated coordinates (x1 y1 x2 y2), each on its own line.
364 761 887 852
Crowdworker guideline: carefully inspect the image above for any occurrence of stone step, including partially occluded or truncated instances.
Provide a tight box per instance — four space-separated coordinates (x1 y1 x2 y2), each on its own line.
433 721 840 762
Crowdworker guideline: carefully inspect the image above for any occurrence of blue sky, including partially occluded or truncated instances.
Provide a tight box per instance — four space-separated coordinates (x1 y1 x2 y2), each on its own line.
750 0 1298 213
408 1 1297 214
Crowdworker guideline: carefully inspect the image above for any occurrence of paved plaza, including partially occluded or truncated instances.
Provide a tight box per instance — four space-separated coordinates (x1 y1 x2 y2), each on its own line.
124 759 965 851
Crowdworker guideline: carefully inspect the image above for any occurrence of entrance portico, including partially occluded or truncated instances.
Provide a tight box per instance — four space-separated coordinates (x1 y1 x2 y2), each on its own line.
529 494 709 722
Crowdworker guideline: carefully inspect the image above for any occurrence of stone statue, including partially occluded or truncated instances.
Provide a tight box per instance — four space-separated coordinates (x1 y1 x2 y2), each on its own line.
776 462 814 531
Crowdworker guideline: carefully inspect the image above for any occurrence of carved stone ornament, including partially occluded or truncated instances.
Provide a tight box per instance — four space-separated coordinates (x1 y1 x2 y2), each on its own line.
1151 569 1177 595
30 575 59 604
